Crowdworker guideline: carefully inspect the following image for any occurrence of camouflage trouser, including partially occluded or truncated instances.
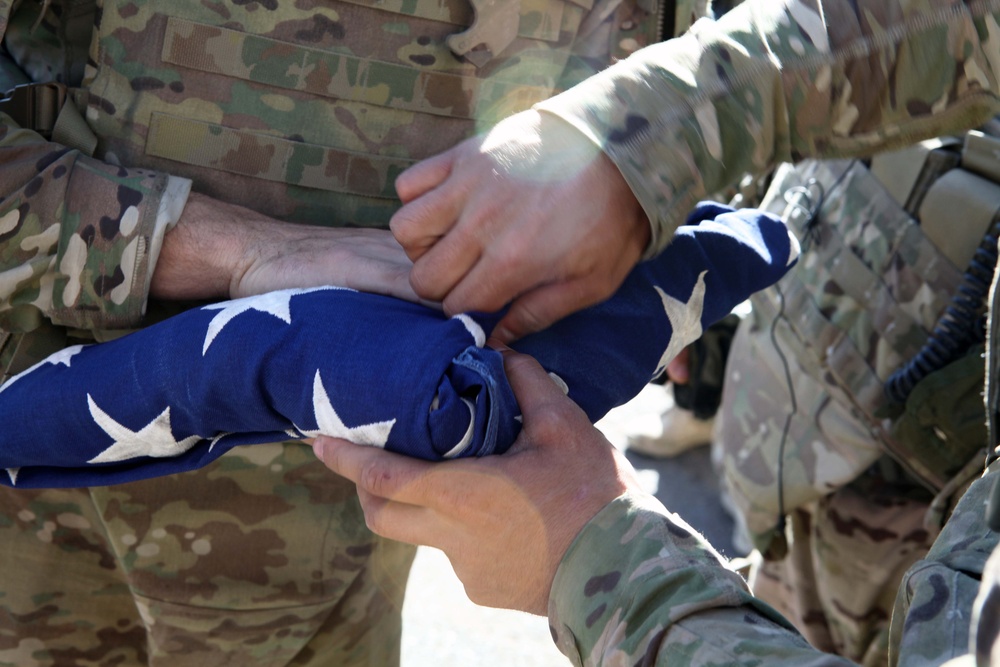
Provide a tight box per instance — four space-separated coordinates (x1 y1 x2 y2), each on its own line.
0 442 416 667
750 468 935 667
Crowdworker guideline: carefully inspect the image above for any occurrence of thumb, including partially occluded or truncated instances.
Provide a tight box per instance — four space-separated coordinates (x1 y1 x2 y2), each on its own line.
666 346 692 384
497 347 584 428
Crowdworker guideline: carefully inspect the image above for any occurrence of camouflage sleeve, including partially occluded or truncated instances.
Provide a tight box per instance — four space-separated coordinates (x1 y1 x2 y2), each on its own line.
548 492 855 666
550 476 1000 666
536 0 1000 256
888 464 1000 666
961 541 1000 667
0 109 190 334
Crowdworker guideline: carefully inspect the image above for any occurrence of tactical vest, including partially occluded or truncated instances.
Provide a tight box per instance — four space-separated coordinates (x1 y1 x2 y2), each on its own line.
0 0 664 227
717 129 1000 552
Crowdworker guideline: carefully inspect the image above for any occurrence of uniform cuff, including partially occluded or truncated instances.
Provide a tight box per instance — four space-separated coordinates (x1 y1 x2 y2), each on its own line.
51 160 182 330
547 492 738 662
140 174 192 315
534 49 703 259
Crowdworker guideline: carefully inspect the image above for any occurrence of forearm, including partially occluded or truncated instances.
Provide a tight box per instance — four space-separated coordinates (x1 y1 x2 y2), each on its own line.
150 192 265 302
0 126 416 332
539 0 1000 255
549 493 855 666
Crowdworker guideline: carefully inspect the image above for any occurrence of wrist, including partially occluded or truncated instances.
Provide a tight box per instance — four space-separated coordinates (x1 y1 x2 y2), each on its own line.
150 192 259 301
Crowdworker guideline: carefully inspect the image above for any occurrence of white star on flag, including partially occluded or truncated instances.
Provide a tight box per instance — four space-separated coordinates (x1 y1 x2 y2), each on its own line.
296 370 396 446
87 397 203 464
201 287 351 354
653 271 708 378
0 345 85 394
6 468 18 486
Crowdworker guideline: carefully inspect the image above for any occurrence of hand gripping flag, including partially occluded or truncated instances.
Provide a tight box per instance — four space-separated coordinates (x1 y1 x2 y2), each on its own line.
0 203 798 487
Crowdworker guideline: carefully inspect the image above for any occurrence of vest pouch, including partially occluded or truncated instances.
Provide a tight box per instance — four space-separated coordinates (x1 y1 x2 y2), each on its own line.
887 345 988 484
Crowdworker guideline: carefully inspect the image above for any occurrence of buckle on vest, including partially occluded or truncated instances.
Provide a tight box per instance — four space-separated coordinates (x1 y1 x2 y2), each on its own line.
0 82 67 138
448 0 521 68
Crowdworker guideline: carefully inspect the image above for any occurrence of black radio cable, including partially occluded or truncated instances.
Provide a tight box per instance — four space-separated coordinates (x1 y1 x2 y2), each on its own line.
885 218 1000 404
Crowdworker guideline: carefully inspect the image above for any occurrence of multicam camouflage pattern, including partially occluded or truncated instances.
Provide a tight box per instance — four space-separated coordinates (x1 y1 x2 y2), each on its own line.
712 118 995 665
888 462 1000 667
0 0 672 664
715 158 986 551
711 111 995 667
0 442 417 667
0 0 665 340
548 463 1000 666
539 0 1000 256
537 1 1000 664
81 0 666 227
967 534 1000 667
0 120 170 334
548 491 850 666
751 468 936 665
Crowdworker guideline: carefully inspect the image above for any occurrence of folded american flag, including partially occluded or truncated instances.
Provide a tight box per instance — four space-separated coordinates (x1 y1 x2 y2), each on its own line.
0 203 797 487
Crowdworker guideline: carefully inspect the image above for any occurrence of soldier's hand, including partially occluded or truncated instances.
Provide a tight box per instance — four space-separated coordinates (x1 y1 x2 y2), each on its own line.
312 346 640 615
390 109 650 342
151 192 424 304
666 346 692 384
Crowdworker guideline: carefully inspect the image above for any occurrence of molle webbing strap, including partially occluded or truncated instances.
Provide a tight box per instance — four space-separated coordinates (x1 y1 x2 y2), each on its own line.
762 160 972 491
750 276 889 431
161 17 553 121
754 275 957 491
779 161 964 371
0 0 98 153
0 82 66 137
0 82 97 154
337 0 594 43
818 222 932 363
145 113 415 199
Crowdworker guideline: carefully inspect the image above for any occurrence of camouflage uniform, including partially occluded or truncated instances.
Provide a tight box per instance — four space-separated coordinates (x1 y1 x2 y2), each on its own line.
535 0 1000 664
714 152 998 663
547 460 1000 666
0 0 675 664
